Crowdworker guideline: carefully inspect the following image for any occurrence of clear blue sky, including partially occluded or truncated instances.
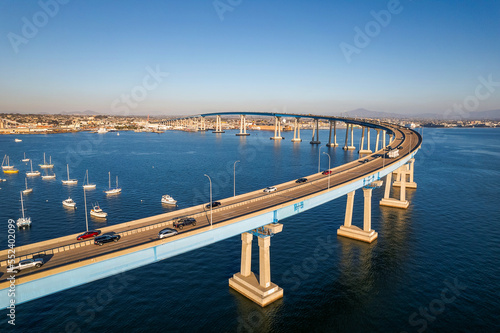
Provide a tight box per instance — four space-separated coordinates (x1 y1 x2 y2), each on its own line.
0 0 499 116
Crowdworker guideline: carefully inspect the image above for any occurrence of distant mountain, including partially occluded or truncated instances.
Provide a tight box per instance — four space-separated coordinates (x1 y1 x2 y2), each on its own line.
344 108 406 119
59 110 102 116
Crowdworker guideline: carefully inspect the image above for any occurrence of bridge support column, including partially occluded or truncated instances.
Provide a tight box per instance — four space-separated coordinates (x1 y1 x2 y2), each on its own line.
291 118 302 142
380 166 410 208
358 127 373 154
393 159 417 188
270 116 283 140
310 119 321 144
236 115 250 136
326 121 338 147
337 190 378 243
229 225 284 307
343 124 356 150
213 115 225 133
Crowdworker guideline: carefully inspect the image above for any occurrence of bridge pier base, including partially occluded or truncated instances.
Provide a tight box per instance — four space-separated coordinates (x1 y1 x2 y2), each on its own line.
343 124 356 150
358 127 373 154
337 190 378 243
270 116 284 140
291 118 302 142
229 226 284 307
379 166 410 208
326 120 338 147
310 119 321 144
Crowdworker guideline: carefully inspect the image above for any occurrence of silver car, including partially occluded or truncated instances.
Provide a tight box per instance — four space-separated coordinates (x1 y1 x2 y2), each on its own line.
158 228 179 239
7 258 44 274
263 186 277 193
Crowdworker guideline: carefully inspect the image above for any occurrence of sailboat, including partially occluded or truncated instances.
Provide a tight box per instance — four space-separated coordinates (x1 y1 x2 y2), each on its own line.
17 191 31 228
104 172 121 195
26 160 40 177
22 152 29 162
90 202 108 218
82 170 96 189
2 155 14 170
42 168 56 180
22 178 33 194
62 164 78 185
39 153 54 169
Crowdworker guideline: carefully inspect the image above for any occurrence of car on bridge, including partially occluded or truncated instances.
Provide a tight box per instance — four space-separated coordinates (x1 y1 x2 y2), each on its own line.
174 217 196 229
206 201 221 208
7 258 44 274
158 228 178 239
360 159 369 164
94 234 120 246
322 170 332 175
77 230 101 240
296 178 308 183
263 186 277 193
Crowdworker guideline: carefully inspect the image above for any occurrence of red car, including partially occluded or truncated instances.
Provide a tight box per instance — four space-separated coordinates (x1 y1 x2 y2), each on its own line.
77 230 101 240
322 170 333 175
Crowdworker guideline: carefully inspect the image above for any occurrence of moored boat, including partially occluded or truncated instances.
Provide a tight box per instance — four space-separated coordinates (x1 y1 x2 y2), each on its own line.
39 153 54 169
161 194 177 205
90 202 108 218
26 160 40 177
62 197 76 209
62 164 78 185
22 178 33 194
104 172 121 195
17 191 31 228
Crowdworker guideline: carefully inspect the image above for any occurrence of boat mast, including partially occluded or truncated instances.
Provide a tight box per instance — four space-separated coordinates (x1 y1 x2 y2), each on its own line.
67 164 70 181
30 160 33 172
25 178 27 190
108 171 111 189
43 152 46 165
84 188 89 232
20 191 25 218
116 176 119 188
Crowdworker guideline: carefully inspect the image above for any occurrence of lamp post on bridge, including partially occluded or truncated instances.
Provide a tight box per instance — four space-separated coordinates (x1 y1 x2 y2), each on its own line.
233 160 240 197
318 146 323 173
323 152 331 189
204 174 212 227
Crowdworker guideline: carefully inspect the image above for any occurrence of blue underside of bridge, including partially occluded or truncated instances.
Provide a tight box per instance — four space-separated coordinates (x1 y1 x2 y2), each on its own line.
166 112 393 132
0 151 417 309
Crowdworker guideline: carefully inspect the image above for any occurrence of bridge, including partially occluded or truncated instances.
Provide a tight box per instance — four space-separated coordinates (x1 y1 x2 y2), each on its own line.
1 112 421 308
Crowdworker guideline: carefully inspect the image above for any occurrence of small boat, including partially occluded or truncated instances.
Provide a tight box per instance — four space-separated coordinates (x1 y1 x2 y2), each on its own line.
62 164 78 185
22 178 33 194
2 155 14 170
62 197 76 209
161 194 177 205
104 172 121 195
39 153 54 169
117 132 120 136
42 168 56 180
0 178 6 182
3 168 18 174
97 127 108 134
26 160 40 177
17 191 31 228
82 170 96 189
22 152 29 162
15 138 22 142
90 202 108 218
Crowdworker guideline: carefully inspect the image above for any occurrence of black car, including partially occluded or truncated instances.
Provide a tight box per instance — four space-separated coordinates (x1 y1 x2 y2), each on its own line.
206 201 221 209
360 159 369 163
296 178 308 183
94 234 120 246
173 217 196 229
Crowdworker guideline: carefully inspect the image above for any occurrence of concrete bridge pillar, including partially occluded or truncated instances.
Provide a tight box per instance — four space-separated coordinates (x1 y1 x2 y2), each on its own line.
337 189 378 243
229 224 284 307
375 129 380 151
349 124 355 150
326 121 338 147
359 127 373 154
310 119 321 144
213 115 225 133
393 159 417 189
343 124 356 150
380 166 410 208
270 116 283 140
291 118 302 142
236 115 250 136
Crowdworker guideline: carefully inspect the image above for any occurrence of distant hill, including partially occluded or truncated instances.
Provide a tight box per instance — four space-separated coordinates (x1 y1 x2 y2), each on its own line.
343 108 500 120
344 108 407 119
59 110 102 116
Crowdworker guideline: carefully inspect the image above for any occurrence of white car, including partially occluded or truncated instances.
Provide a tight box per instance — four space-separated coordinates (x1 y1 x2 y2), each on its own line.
263 186 277 193
7 258 44 274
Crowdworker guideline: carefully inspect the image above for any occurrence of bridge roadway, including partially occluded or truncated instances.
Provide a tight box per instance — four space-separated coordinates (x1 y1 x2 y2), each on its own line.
0 123 420 305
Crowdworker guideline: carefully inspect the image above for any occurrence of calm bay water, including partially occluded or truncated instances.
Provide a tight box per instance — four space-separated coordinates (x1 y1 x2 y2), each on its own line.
1 128 499 332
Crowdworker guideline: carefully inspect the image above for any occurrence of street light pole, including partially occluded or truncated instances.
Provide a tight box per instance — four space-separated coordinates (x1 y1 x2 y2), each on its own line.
318 146 323 173
233 160 240 197
204 174 212 227
323 152 331 189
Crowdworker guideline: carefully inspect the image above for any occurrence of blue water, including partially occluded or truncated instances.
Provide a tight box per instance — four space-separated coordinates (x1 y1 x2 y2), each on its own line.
1 128 499 332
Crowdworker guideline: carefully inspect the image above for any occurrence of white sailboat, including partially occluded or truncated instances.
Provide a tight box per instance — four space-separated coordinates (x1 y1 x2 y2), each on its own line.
104 172 121 195
22 152 29 162
42 168 56 180
62 164 78 185
22 178 33 194
82 170 96 189
14 138 22 142
26 160 40 177
90 202 108 218
62 197 76 209
39 153 54 169
2 155 14 170
17 191 31 228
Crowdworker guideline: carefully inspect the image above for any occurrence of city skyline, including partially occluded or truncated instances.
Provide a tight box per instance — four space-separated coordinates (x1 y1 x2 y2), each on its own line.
1 0 499 116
